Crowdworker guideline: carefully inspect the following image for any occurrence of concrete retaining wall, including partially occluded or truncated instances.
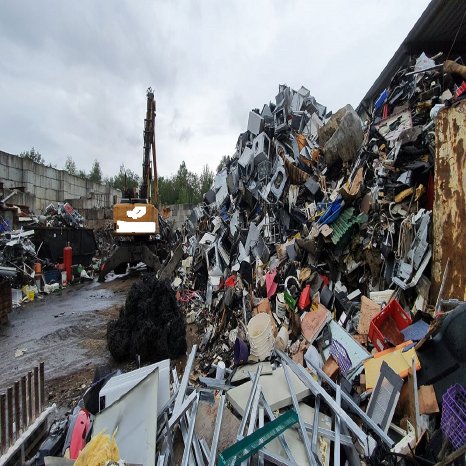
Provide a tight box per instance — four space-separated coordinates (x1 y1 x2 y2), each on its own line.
164 203 195 230
0 151 121 212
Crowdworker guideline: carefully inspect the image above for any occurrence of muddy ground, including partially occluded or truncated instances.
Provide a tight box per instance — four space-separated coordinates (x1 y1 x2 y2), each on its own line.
0 272 199 411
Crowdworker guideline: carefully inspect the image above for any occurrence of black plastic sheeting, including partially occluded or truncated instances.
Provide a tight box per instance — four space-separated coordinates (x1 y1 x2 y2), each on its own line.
107 274 187 363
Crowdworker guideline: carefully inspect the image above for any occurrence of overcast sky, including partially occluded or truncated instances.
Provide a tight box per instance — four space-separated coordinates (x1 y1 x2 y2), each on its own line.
0 0 431 179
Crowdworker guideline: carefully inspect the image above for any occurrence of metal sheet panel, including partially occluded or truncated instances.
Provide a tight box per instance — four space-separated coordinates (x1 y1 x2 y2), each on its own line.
93 368 158 466
432 101 466 300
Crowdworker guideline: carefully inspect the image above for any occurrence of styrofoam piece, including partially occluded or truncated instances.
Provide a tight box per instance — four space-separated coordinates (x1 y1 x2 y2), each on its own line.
99 359 169 413
369 289 394 305
93 368 158 466
227 367 310 416
231 362 273 383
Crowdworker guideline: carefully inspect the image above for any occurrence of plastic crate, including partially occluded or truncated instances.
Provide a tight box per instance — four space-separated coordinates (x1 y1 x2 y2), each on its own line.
441 384 466 449
368 299 412 352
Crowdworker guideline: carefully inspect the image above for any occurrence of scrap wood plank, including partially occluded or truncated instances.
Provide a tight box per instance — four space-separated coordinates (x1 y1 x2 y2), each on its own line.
357 296 380 335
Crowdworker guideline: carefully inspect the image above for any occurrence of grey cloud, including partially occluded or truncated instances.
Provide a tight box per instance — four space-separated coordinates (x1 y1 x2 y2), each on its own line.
178 128 193 142
0 0 431 179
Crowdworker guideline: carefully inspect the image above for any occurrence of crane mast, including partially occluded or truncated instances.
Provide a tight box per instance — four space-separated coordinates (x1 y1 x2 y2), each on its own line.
140 88 157 203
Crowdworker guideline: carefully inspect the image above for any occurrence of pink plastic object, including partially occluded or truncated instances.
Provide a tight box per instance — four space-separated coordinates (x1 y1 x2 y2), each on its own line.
69 409 91 459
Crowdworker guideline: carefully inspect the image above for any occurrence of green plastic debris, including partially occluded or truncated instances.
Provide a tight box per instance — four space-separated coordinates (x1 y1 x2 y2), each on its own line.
218 409 298 466
330 208 368 245
284 290 297 311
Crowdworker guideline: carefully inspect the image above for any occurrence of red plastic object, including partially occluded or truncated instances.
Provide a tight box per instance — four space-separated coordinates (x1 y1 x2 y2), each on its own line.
455 81 466 98
225 275 236 288
63 244 72 282
368 299 412 352
298 284 311 311
69 409 91 459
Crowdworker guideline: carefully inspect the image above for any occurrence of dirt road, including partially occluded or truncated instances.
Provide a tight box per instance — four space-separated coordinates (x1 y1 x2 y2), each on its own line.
0 275 138 406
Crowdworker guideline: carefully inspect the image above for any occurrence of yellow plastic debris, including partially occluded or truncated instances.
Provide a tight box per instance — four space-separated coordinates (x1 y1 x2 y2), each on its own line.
364 341 421 389
75 431 119 466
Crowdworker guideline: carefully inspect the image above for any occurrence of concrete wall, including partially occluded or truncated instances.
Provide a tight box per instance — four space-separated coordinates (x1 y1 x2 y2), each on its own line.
164 203 195 230
0 151 121 212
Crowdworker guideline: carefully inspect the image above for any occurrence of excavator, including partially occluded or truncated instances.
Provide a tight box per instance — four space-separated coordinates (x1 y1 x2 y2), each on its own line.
98 88 182 282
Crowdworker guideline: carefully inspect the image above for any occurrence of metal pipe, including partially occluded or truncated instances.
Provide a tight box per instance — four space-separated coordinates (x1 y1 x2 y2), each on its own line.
173 345 197 414
334 385 341 466
162 412 173 466
260 449 296 466
200 437 212 462
168 390 197 429
303 351 393 447
181 394 200 466
172 358 194 466
237 365 262 441
246 385 261 436
277 349 374 450
259 393 297 465
311 394 320 452
191 428 205 466
303 422 352 446
208 394 226 466
258 407 265 466
282 364 318 466
173 345 197 413
172 368 195 466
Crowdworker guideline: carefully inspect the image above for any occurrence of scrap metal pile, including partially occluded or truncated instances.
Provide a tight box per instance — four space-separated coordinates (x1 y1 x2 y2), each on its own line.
0 201 97 310
172 55 466 464
42 202 85 229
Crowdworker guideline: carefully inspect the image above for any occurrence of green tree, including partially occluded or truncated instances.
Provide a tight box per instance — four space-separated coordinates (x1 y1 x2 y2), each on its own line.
20 147 44 164
158 175 177 205
216 155 230 172
64 156 77 175
199 164 214 195
107 164 140 192
157 161 207 205
88 159 102 183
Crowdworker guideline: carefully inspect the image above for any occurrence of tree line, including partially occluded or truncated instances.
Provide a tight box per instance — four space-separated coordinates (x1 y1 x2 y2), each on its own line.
19 147 214 205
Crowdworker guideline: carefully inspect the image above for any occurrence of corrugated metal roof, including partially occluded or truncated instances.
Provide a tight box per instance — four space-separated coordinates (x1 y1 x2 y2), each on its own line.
358 0 466 116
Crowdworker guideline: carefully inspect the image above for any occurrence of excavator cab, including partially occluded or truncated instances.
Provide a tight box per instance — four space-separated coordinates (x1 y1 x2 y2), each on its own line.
113 201 159 235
